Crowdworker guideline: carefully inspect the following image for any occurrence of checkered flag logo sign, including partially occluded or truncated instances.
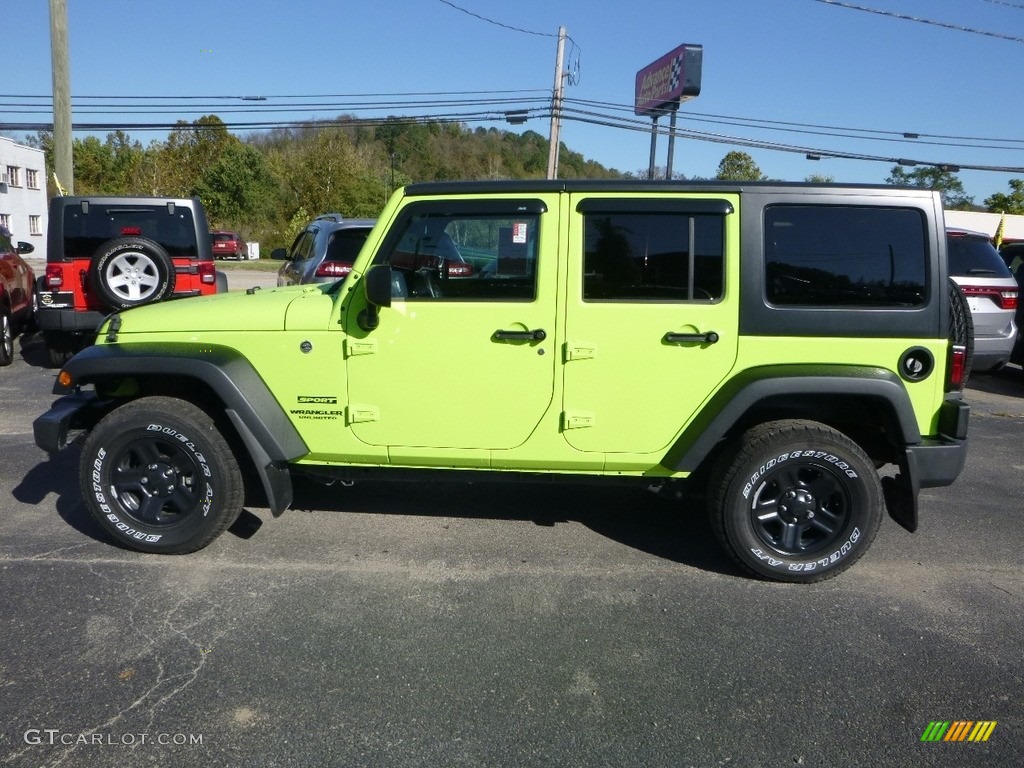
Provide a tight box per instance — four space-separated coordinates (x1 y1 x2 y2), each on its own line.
669 54 683 92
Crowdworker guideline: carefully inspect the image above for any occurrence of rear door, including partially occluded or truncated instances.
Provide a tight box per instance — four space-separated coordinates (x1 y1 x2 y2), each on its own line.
561 193 740 458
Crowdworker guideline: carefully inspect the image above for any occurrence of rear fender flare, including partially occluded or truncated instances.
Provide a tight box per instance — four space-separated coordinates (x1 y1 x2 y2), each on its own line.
664 365 922 473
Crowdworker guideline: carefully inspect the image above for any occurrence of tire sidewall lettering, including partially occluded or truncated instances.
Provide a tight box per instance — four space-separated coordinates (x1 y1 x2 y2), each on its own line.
742 448 858 500
753 526 863 573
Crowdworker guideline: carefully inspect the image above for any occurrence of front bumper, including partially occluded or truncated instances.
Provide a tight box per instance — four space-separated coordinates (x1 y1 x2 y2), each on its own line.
33 392 108 453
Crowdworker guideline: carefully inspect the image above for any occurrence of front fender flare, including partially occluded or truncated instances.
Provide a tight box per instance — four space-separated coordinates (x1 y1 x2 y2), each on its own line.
53 342 308 516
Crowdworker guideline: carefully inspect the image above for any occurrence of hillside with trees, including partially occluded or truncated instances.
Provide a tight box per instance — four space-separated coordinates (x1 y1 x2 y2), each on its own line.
24 116 625 250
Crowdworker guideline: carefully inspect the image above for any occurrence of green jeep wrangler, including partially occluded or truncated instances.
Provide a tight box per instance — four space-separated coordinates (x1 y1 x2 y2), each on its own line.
34 181 971 582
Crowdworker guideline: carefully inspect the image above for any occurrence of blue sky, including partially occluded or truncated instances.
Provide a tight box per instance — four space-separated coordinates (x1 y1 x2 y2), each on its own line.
5 0 1024 205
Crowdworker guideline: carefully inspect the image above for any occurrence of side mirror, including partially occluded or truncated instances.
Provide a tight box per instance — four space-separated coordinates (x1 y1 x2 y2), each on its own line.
358 265 393 331
270 247 288 261
17 241 34 255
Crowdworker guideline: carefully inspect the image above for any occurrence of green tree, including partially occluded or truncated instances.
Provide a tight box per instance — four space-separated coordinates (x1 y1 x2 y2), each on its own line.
885 165 973 210
155 115 240 196
983 179 1024 215
805 173 835 183
193 142 277 227
715 151 766 181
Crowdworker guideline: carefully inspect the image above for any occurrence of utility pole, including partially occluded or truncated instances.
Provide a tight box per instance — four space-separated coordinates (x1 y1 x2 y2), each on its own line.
546 26 566 180
50 0 74 194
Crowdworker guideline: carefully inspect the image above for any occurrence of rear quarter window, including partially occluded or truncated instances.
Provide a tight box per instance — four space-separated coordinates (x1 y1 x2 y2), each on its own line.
764 205 927 307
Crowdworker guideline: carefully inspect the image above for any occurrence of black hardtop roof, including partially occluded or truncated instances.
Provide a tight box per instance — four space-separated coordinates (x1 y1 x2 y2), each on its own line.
403 179 936 197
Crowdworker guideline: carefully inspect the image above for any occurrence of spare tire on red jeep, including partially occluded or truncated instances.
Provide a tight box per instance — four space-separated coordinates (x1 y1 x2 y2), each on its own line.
89 237 176 310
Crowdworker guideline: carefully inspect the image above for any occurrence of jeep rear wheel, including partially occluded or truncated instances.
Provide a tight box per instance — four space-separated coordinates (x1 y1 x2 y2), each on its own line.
708 420 883 583
89 237 175 309
80 396 243 554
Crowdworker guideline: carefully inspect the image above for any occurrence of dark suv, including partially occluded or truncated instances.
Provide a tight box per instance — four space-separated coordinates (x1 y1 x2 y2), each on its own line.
36 196 226 366
273 214 376 286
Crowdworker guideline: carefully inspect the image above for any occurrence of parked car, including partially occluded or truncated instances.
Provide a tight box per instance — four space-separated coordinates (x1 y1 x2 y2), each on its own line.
273 214 376 286
997 239 1024 366
273 213 475 287
0 228 36 366
35 196 227 367
35 181 971 582
210 230 249 260
947 228 1018 370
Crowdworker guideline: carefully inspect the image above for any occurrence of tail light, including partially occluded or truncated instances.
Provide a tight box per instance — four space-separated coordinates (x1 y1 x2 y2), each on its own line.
446 262 474 278
314 262 353 279
948 344 967 390
45 263 65 289
958 285 1018 310
198 262 216 285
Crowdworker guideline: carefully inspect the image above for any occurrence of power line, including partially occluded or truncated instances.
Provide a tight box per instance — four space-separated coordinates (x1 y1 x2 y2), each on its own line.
435 0 556 37
563 97 1024 149
7 91 1023 149
813 0 1024 43
982 0 1024 9
0 89 550 100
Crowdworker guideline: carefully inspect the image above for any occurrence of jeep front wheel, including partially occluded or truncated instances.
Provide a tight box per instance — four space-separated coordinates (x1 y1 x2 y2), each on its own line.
89 237 175 309
80 396 244 554
708 420 882 583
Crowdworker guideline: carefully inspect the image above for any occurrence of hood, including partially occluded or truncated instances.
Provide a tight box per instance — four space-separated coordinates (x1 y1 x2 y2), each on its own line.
103 284 333 335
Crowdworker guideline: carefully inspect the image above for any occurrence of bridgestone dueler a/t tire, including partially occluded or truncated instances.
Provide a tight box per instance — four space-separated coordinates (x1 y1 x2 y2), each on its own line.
708 420 883 583
80 396 244 554
89 237 175 310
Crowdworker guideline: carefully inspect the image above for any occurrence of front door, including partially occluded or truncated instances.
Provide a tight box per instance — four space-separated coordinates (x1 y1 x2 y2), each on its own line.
560 194 741 458
345 196 560 452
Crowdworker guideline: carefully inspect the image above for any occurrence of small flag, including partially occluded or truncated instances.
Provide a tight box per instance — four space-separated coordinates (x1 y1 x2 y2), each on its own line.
993 212 1006 250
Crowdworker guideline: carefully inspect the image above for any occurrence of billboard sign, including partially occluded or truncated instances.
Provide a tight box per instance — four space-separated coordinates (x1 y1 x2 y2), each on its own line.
634 44 703 116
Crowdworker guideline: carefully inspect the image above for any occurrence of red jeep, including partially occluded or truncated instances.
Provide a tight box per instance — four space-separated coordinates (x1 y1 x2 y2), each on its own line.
36 196 226 366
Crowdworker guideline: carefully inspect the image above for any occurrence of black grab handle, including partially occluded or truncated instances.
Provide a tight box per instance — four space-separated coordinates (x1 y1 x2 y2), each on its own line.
663 331 719 344
494 329 547 342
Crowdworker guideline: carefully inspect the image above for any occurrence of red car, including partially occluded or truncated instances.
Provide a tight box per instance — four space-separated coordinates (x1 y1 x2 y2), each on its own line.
0 227 36 366
210 230 249 260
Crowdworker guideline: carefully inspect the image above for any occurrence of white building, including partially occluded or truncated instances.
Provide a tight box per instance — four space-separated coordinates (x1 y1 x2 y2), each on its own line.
0 136 48 259
944 209 1024 242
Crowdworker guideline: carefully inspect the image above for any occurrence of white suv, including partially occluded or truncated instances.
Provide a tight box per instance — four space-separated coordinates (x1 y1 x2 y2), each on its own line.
947 228 1018 371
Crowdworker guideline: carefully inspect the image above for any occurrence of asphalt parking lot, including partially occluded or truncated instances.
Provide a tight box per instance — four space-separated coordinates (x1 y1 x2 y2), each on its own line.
1 325 1022 766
